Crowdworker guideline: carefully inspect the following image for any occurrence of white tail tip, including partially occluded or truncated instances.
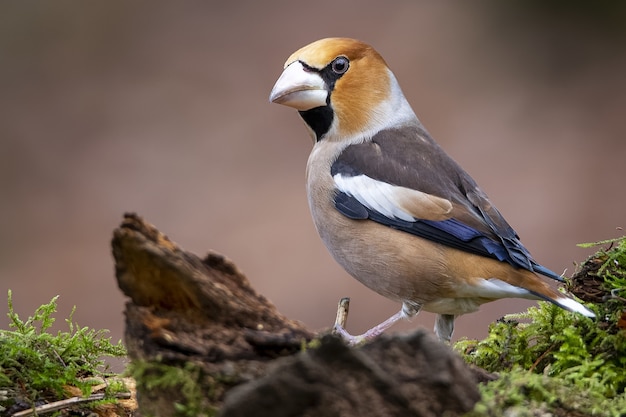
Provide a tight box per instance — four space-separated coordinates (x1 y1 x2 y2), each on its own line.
556 297 595 318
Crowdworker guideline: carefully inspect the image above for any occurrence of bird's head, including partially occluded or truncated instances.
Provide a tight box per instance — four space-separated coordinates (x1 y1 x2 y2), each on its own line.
269 38 414 142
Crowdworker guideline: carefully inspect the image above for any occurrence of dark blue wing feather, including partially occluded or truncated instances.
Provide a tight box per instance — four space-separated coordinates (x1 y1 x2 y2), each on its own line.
334 191 564 281
334 192 368 220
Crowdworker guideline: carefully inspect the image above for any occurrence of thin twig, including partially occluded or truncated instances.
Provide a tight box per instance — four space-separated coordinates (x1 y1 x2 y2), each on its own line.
529 344 556 373
12 392 131 417
334 297 350 329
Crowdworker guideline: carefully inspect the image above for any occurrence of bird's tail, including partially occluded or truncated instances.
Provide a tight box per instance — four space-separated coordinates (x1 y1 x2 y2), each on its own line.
531 290 595 318
508 267 595 318
526 263 595 317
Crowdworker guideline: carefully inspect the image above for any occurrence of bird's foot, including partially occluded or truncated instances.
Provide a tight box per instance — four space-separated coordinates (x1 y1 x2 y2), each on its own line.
333 309 407 346
332 323 367 346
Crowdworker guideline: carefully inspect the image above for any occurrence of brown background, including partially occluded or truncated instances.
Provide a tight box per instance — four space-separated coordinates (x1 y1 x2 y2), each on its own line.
2 2 625 369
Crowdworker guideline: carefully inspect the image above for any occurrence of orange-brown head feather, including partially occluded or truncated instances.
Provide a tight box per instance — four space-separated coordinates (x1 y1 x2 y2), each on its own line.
284 38 396 139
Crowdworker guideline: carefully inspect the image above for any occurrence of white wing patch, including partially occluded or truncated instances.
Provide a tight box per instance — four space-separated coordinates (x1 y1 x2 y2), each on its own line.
333 173 453 221
333 174 416 221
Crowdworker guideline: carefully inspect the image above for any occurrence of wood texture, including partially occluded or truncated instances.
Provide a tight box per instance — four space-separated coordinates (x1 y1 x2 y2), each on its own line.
112 213 483 416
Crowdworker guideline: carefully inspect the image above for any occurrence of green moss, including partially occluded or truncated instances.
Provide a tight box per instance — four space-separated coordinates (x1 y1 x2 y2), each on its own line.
128 360 218 417
0 290 127 413
466 369 626 417
456 237 626 417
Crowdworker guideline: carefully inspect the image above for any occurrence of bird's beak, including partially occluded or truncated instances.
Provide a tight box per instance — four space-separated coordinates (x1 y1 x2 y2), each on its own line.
269 61 327 111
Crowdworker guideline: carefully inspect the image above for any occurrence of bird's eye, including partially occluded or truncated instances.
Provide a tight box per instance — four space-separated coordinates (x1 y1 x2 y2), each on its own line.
331 56 349 74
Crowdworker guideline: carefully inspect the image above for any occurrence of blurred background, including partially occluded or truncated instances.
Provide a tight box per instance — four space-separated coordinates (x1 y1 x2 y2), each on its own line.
1 1 625 370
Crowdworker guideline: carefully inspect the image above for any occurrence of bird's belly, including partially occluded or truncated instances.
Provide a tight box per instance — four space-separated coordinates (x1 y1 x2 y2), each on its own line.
421 298 484 316
308 192 458 307
315 215 497 315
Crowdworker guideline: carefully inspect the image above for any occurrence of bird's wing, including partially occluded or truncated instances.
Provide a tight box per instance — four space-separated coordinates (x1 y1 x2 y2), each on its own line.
330 125 563 280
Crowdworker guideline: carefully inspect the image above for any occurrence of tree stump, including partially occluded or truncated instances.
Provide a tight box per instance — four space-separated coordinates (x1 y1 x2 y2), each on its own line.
112 213 482 416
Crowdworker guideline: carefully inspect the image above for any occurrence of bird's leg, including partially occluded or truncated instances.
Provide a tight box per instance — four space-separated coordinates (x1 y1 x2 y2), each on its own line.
334 310 404 345
334 301 421 346
434 313 456 343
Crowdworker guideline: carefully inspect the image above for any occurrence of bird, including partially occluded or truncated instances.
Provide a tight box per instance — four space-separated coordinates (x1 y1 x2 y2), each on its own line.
269 37 594 344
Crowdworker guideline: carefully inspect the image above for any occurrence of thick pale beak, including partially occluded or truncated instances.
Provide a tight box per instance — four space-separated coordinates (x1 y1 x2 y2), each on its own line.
269 61 327 111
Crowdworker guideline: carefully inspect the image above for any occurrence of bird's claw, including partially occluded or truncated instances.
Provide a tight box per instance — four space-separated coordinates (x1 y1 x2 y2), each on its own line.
332 323 367 346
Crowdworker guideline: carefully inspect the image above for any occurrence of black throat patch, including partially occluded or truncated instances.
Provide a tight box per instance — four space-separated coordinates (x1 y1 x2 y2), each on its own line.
297 58 348 142
299 106 334 141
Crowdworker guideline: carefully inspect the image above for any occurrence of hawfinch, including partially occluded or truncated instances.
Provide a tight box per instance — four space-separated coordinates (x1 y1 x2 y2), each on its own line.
269 37 594 344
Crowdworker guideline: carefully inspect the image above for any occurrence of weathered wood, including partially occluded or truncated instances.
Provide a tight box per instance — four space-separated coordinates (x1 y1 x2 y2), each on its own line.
112 213 483 416
220 332 481 417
